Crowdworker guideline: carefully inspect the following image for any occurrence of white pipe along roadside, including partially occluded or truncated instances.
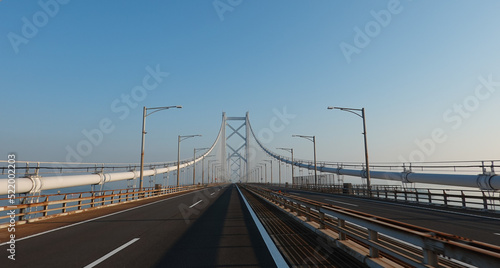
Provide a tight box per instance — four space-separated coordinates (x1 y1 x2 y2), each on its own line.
247 119 500 191
0 111 226 195
0 158 200 195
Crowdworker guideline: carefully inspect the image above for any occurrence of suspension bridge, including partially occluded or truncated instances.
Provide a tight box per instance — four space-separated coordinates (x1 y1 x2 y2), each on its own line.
1 112 500 267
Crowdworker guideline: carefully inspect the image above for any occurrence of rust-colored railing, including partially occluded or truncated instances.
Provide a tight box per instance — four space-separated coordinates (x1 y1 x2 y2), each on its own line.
267 183 500 212
0 185 202 226
243 184 500 268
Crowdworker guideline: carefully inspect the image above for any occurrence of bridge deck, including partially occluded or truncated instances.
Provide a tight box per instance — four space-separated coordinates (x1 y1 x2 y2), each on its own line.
0 185 277 267
155 185 277 267
240 186 366 267
264 185 500 246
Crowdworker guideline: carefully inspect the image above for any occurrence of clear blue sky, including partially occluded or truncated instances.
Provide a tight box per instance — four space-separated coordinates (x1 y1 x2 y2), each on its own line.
1 0 499 165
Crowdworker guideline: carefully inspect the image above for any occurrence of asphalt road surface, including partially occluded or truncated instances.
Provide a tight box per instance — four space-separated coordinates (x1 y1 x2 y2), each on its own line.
0 185 277 267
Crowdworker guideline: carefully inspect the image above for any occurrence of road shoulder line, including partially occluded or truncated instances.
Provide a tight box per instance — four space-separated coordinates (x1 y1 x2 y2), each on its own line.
236 184 289 268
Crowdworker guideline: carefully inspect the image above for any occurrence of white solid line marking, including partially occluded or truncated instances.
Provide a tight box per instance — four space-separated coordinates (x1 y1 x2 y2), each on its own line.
84 238 139 268
0 189 208 247
325 199 359 207
236 185 289 268
494 233 500 236
189 200 203 208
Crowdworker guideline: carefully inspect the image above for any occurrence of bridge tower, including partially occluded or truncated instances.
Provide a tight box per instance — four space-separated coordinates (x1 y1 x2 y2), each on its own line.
221 112 250 182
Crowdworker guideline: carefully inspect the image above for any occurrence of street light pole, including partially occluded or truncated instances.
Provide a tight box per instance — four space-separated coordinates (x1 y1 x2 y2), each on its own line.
259 165 263 183
277 148 294 185
202 155 214 185
140 105 182 190
263 162 267 183
208 160 217 184
264 160 273 184
213 164 220 183
328 106 371 195
140 107 146 190
208 160 214 184
292 135 318 186
193 148 209 185
278 158 281 185
177 134 201 187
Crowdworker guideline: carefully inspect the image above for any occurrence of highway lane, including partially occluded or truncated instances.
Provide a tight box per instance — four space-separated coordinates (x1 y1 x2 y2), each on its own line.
261 185 500 246
154 184 277 267
0 185 276 267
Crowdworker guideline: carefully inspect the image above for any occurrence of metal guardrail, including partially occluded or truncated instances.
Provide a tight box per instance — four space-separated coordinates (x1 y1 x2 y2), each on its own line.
0 185 202 227
243 184 500 268
272 183 500 212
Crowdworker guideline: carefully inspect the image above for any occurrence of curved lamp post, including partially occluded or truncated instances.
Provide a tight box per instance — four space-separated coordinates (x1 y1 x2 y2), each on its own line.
328 106 371 195
139 105 182 190
177 134 201 186
208 160 218 184
202 155 214 185
277 148 294 185
264 160 273 184
193 147 209 185
292 135 317 186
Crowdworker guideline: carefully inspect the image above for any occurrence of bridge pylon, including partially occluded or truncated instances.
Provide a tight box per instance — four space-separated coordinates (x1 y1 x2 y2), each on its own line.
221 112 250 182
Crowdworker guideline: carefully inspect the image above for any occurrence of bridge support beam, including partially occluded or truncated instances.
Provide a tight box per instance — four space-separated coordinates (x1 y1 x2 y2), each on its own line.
223 112 251 182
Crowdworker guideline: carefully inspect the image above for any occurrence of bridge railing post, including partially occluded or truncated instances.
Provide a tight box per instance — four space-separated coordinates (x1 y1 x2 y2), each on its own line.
338 218 346 240
423 247 438 267
443 190 448 207
43 196 49 217
62 194 68 213
368 229 380 258
319 210 325 229
296 203 302 217
19 197 27 221
483 191 488 210
77 193 83 210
